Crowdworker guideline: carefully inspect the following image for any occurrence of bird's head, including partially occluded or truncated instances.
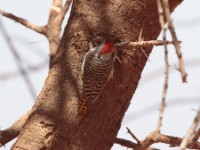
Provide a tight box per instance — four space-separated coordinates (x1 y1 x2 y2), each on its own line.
98 40 115 57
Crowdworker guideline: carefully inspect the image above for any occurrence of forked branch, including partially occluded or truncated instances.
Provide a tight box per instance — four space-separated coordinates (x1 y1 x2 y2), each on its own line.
115 130 200 150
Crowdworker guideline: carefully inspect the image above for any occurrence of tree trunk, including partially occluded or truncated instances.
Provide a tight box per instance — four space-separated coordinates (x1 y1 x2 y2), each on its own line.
11 0 182 149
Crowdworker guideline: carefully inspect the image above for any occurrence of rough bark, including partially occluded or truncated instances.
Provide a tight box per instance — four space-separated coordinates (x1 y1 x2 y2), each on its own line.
11 0 182 149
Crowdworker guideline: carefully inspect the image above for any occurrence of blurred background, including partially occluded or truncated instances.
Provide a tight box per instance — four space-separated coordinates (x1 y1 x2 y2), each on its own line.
0 1 199 149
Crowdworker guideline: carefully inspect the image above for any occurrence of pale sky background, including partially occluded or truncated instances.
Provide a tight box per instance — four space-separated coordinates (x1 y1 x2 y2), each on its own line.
0 1 199 150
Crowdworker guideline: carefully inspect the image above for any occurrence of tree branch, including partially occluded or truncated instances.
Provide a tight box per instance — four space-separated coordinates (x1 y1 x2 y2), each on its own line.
0 0 73 69
156 0 169 132
47 0 72 67
0 111 31 146
115 40 181 49
115 138 137 148
179 108 200 149
115 138 159 150
115 131 200 150
0 9 47 35
57 0 73 26
162 0 187 82
138 131 200 150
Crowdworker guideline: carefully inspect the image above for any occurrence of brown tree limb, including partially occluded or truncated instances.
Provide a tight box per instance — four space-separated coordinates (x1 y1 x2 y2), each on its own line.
180 107 200 149
138 131 200 150
0 9 47 35
0 111 31 146
156 0 169 132
115 131 200 150
162 0 187 82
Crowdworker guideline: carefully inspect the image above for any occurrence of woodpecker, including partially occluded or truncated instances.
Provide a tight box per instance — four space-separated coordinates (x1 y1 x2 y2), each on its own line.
78 40 116 115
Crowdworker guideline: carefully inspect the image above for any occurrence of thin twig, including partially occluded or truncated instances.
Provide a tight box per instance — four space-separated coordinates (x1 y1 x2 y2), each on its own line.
179 107 200 150
0 9 46 35
115 40 181 48
0 20 37 100
162 0 187 82
156 0 169 132
126 127 140 144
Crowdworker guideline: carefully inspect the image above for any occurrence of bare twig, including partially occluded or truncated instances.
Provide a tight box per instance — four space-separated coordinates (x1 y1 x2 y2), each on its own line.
115 40 181 48
179 108 200 150
0 9 46 35
0 111 31 146
126 127 140 144
0 20 37 99
156 0 169 132
162 0 187 82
